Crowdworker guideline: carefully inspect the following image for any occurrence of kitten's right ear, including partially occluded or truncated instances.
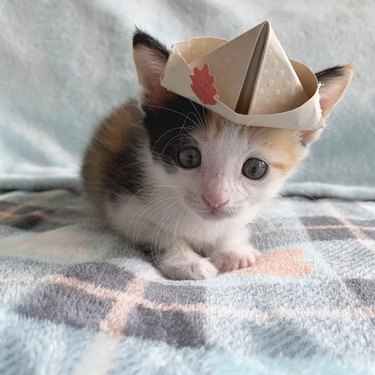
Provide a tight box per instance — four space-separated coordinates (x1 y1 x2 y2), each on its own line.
316 64 354 119
133 29 172 110
299 64 354 146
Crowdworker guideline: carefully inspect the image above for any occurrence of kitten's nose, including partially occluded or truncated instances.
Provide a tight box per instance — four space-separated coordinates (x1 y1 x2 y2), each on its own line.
202 193 229 210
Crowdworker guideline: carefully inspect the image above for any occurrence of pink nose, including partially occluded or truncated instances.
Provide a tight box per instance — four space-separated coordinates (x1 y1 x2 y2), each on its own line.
202 193 229 209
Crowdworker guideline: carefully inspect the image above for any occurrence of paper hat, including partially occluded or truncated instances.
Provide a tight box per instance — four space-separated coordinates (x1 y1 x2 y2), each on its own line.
160 21 323 131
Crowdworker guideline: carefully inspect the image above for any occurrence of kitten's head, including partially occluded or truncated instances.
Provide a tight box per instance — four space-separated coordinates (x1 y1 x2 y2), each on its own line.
133 30 353 221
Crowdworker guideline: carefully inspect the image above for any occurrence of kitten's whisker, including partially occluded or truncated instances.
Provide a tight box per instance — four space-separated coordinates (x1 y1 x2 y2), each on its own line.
160 205 186 266
156 203 183 265
151 200 182 267
188 99 205 126
157 131 198 162
178 111 200 134
173 206 186 243
134 198 180 269
158 133 187 157
132 195 177 234
115 160 146 170
283 187 316 201
131 196 178 245
125 184 177 206
117 184 177 226
151 125 191 155
128 102 202 127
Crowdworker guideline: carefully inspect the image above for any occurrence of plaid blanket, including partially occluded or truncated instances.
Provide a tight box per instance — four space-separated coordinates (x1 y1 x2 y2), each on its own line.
0 189 374 375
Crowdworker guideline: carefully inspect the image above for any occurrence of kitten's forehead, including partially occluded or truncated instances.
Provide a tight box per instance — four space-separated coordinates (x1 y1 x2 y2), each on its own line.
194 112 306 171
194 112 274 148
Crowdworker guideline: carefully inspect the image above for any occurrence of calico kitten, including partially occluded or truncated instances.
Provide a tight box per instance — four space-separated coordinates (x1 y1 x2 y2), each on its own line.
82 30 353 280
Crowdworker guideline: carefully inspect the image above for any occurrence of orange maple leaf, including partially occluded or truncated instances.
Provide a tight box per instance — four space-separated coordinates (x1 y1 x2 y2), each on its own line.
190 64 217 105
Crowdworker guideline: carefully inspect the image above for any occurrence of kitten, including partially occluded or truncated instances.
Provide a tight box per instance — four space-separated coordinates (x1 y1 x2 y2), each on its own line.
82 30 353 280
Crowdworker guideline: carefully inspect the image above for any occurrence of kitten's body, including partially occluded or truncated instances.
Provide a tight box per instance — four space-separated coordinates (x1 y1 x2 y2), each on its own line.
82 31 353 280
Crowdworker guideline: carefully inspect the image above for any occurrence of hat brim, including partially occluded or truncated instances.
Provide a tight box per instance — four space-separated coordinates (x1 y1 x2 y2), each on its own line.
160 38 323 131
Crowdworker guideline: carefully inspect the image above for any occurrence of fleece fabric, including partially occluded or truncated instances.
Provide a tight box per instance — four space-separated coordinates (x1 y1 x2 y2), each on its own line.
0 189 374 374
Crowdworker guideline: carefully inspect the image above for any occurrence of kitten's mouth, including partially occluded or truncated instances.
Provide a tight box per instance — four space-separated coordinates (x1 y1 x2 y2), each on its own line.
184 196 237 220
200 209 235 220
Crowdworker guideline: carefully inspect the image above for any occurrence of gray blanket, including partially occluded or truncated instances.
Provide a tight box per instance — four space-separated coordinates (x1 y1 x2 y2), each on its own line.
1 190 374 374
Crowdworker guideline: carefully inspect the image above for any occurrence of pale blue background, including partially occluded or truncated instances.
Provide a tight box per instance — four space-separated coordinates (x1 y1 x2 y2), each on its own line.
0 0 374 198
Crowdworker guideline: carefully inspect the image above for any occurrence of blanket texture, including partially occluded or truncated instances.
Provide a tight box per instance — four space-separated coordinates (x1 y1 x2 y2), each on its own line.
0 190 374 374
0 0 374 198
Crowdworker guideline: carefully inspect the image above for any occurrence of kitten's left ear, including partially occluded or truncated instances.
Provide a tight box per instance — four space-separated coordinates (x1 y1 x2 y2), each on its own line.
133 29 173 111
300 63 354 145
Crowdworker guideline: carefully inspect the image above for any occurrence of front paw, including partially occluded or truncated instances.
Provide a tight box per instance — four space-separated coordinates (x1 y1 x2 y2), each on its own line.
210 245 261 272
162 257 218 280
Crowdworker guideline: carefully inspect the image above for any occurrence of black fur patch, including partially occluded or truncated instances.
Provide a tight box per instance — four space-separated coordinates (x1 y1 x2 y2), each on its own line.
143 96 208 171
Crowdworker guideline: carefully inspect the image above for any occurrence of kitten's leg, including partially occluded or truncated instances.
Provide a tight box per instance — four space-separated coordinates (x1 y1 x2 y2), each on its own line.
209 227 261 272
160 240 218 280
136 222 218 280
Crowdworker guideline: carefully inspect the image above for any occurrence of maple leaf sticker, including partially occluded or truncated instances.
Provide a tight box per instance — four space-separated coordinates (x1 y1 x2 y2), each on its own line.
190 64 218 105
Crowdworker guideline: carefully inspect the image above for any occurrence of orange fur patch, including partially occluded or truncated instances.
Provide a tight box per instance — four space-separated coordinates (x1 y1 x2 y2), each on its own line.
82 102 144 213
246 126 306 172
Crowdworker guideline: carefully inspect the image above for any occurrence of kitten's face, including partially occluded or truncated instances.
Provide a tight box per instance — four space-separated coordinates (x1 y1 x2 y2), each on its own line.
175 115 306 220
145 101 307 222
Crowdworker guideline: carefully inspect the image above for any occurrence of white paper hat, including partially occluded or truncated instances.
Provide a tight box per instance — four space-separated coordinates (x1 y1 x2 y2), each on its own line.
160 21 323 131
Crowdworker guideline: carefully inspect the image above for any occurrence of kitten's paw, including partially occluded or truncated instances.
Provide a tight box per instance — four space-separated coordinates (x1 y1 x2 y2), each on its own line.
162 257 218 280
210 245 261 272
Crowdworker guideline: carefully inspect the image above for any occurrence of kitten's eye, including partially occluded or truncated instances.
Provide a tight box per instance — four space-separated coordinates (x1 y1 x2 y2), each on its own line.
242 158 268 180
176 147 201 169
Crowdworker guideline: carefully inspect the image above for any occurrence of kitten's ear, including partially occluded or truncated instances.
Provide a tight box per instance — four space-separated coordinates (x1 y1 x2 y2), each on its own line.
133 29 173 110
317 64 354 119
300 64 354 145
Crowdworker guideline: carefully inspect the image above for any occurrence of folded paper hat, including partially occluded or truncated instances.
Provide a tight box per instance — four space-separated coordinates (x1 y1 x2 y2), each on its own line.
160 21 323 131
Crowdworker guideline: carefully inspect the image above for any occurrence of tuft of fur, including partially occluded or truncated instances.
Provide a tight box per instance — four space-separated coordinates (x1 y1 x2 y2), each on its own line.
81 31 353 280
133 28 169 60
